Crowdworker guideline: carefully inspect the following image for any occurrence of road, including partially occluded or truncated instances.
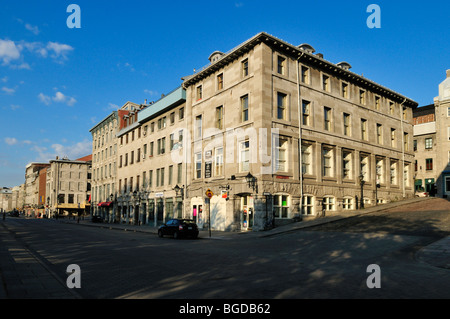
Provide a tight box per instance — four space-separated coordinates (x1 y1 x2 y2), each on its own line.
1 199 450 299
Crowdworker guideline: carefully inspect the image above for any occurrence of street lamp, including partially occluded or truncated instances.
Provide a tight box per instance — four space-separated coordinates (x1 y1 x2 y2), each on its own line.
359 173 365 209
245 172 256 191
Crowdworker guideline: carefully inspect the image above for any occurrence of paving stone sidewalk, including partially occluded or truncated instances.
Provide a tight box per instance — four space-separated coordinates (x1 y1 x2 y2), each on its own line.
0 223 79 299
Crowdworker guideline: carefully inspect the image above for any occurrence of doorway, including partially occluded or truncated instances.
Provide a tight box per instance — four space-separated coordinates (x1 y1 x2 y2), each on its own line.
240 194 254 231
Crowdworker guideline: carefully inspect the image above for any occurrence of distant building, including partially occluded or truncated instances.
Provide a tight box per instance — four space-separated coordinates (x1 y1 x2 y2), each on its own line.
0 187 12 212
89 110 120 220
45 156 92 217
413 70 450 197
24 163 50 217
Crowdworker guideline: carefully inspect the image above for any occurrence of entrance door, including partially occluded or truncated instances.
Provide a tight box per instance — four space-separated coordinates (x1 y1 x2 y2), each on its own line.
240 195 254 230
156 199 164 225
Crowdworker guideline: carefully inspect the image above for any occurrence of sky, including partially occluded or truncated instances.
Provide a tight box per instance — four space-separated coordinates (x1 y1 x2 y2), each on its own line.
1 0 450 187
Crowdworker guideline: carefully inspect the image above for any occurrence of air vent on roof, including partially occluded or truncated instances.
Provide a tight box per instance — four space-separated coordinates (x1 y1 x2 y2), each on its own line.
298 43 315 54
337 62 352 70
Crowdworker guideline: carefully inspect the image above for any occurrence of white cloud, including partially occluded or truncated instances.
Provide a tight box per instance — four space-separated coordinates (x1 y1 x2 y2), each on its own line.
38 93 51 105
0 38 74 69
10 104 21 111
1 87 15 95
4 137 18 145
0 39 21 65
31 140 92 162
25 23 40 35
144 89 158 96
46 42 74 60
1 76 8 82
38 91 77 106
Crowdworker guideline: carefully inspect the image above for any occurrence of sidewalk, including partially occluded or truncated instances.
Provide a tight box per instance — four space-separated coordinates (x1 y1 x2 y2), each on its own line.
0 222 80 299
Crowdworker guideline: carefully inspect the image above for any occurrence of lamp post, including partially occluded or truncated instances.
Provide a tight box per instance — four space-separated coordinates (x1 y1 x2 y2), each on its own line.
245 172 257 191
359 173 365 209
173 185 184 219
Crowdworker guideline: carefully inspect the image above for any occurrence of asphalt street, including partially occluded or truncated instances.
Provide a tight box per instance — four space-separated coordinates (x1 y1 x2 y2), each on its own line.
1 197 449 300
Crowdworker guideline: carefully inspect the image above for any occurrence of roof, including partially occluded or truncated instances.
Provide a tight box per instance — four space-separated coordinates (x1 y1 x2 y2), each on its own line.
182 31 418 108
75 154 92 162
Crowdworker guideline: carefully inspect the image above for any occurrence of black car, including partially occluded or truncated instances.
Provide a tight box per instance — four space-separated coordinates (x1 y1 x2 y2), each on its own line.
91 215 103 223
158 219 199 239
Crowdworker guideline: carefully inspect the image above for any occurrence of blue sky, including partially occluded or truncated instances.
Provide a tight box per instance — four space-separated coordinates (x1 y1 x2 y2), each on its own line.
1 0 449 187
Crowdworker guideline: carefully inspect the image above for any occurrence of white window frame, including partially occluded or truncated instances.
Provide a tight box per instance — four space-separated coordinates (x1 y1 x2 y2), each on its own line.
239 140 250 172
273 194 289 218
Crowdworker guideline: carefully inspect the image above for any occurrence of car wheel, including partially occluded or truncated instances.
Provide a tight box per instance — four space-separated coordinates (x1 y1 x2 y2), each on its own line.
158 230 163 238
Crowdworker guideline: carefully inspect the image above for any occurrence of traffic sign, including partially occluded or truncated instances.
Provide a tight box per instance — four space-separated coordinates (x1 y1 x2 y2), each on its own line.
205 189 214 198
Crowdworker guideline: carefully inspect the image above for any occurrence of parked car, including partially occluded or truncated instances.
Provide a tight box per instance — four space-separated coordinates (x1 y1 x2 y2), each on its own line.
415 188 429 197
91 215 103 223
158 219 199 239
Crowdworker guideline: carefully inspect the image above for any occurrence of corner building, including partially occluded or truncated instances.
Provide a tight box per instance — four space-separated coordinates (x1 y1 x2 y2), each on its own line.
181 32 417 231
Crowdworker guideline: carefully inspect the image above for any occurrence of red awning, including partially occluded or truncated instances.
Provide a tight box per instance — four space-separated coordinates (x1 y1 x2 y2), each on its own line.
97 202 113 207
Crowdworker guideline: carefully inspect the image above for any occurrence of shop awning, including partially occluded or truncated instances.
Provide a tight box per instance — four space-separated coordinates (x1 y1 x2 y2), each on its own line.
97 202 113 207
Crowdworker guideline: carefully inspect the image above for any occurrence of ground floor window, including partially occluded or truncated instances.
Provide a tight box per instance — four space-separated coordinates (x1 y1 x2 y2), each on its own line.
342 197 353 210
323 196 335 211
445 176 450 193
273 194 289 218
302 195 314 215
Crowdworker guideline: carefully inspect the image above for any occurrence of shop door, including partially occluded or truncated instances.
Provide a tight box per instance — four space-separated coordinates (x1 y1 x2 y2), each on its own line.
241 195 254 230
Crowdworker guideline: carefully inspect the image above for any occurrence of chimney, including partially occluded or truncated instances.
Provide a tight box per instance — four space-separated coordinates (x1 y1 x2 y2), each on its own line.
447 69 450 78
56 156 59 160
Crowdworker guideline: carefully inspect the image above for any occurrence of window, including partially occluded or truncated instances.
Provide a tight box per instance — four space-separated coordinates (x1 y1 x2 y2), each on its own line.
302 144 312 175
137 148 141 163
170 112 175 125
195 115 202 139
217 73 223 90
391 128 396 147
390 162 397 185
168 165 173 186
277 92 287 120
376 157 384 184
214 147 223 176
425 138 433 149
389 102 395 115
404 165 410 187
324 107 332 131
342 151 352 179
274 137 288 172
68 194 74 204
301 66 309 84
322 147 333 177
216 106 223 130
402 107 407 120
404 133 409 151
239 140 250 172
343 113 351 136
322 74 330 91
177 163 182 184
274 195 289 218
161 137 166 154
277 56 286 74
149 170 153 188
179 107 184 120
196 85 202 100
323 196 335 211
302 196 314 215
241 95 249 122
341 82 348 98
359 90 366 105
125 153 128 166
375 96 380 110
160 168 165 186
302 100 310 126
360 154 369 182
426 158 433 170
150 141 154 156
361 119 368 140
195 153 202 179
377 124 383 144
170 134 175 151
242 59 249 77
448 127 450 141
343 197 353 210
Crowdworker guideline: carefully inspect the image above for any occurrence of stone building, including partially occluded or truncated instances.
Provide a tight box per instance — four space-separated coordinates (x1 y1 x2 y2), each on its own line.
0 187 12 212
413 70 450 197
180 32 418 231
46 156 92 217
116 89 186 225
89 110 120 221
24 163 50 216
90 32 418 232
